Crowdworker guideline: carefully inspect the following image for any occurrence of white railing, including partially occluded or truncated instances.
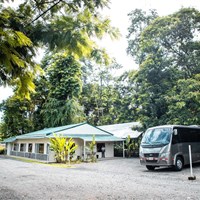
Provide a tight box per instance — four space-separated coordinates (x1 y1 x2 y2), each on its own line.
10 151 48 161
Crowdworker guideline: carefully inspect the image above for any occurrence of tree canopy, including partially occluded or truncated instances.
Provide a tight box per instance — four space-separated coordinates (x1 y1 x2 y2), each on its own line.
0 0 119 98
127 8 200 128
1 7 200 139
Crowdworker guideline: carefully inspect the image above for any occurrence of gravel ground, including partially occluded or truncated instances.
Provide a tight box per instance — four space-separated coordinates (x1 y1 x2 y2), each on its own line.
1 156 200 200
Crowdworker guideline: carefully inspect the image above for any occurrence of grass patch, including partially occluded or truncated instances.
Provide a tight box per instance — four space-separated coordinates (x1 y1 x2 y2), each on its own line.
46 163 76 168
7 156 45 164
6 155 81 168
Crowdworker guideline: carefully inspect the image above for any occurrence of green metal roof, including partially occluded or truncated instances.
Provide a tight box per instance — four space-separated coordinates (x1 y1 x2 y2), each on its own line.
16 122 86 139
3 136 17 143
4 122 123 142
54 123 113 137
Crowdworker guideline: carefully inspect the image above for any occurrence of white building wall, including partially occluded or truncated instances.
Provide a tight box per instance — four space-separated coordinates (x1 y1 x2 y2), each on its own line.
7 138 115 161
47 138 84 161
105 142 114 157
48 149 55 162
15 138 49 153
95 142 114 158
73 138 84 158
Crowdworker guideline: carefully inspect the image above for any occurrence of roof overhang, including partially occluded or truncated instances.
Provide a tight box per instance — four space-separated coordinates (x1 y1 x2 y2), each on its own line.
47 134 124 142
3 137 17 143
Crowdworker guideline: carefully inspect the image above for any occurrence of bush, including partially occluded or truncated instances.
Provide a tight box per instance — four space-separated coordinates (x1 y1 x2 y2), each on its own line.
0 146 5 154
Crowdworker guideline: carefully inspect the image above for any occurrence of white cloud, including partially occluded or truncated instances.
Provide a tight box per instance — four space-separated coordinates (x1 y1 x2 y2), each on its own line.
0 86 13 121
99 0 200 75
0 86 13 103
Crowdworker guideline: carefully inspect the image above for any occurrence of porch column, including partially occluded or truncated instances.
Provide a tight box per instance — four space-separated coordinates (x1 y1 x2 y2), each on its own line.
7 143 11 155
25 143 29 152
122 141 125 158
32 143 36 153
83 140 86 161
44 143 47 154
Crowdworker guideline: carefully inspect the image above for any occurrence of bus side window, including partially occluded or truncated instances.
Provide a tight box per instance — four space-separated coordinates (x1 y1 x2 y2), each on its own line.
172 129 179 144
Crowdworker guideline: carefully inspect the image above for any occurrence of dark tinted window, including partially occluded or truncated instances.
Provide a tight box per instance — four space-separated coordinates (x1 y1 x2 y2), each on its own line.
177 127 200 143
97 143 105 152
172 131 180 144
28 143 32 153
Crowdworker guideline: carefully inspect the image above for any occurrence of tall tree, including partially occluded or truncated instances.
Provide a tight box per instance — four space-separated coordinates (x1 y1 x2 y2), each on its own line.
0 6 40 98
0 0 119 98
0 0 120 137
81 60 138 125
42 54 85 127
166 74 200 125
0 97 34 138
127 8 200 128
126 9 158 63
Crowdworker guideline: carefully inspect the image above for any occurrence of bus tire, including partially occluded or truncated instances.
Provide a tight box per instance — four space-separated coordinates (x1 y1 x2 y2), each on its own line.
174 156 183 171
146 165 155 171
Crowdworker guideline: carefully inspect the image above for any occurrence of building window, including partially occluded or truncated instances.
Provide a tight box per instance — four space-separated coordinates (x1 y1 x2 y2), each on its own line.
28 143 32 153
35 143 44 154
13 143 19 151
97 143 105 152
20 143 26 152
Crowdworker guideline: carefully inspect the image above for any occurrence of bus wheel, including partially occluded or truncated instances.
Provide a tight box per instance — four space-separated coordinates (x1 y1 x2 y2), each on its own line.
174 156 183 171
146 165 155 171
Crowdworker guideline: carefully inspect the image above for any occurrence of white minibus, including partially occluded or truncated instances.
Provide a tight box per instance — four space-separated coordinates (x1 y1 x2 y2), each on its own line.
140 125 200 171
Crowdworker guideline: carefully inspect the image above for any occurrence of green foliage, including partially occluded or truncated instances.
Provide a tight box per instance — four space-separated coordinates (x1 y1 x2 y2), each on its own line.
0 0 121 134
49 134 66 163
127 8 200 128
49 134 78 164
81 60 137 125
0 0 119 99
47 54 82 99
166 74 200 125
87 135 96 162
31 76 49 131
0 75 49 139
42 54 85 127
0 97 34 138
0 6 41 98
39 8 119 63
65 137 78 165
127 9 158 63
0 145 5 154
125 135 135 157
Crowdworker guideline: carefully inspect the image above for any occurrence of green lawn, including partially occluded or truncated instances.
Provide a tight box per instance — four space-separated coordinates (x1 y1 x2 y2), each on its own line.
6 156 81 168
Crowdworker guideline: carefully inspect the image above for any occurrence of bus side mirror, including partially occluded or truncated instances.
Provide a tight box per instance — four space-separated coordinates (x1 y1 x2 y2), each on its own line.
173 129 178 136
172 129 178 144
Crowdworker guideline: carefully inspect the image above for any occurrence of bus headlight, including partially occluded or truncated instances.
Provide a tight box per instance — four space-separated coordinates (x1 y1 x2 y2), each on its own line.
139 149 144 159
160 153 168 161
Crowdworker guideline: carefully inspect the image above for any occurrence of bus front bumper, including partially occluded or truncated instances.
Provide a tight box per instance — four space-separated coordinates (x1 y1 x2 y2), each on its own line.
140 156 173 167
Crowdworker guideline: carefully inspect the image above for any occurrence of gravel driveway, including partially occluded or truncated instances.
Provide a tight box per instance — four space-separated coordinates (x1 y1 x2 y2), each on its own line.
1 156 200 200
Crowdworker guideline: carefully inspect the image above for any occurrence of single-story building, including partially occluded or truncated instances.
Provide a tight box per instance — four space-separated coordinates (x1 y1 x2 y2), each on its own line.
3 122 124 162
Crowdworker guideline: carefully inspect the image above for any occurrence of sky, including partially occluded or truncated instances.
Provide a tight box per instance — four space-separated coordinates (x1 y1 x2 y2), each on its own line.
1 0 200 104
100 0 200 73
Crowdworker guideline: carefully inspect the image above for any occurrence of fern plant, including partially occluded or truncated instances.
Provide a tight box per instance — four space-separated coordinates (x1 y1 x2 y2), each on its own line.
50 133 78 164
86 135 96 162
65 138 78 166
49 134 66 163
125 135 135 158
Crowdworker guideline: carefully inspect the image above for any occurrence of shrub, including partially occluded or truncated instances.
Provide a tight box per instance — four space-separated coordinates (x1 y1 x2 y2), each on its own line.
0 146 5 154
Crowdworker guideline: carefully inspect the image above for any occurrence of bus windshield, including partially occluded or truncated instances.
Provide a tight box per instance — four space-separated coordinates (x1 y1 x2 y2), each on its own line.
141 127 172 147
